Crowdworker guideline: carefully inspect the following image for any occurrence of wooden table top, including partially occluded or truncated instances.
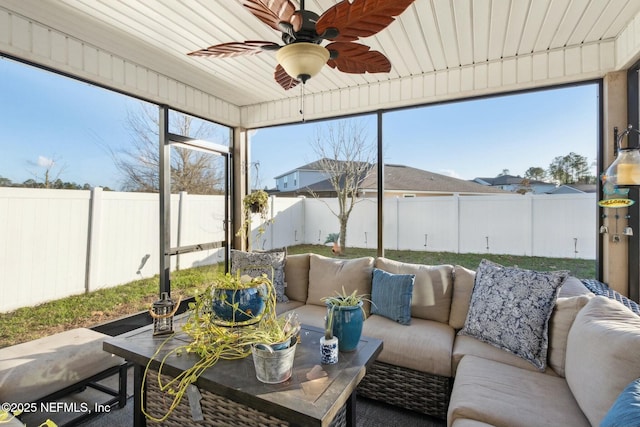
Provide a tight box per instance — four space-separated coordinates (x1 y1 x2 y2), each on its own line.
104 321 383 427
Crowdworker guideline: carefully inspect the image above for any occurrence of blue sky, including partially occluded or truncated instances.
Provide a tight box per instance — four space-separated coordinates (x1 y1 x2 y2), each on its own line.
250 85 598 189
0 58 137 189
0 57 598 191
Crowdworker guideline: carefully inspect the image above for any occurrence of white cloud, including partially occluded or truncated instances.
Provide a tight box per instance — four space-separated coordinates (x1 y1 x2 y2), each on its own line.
37 156 54 168
439 169 465 179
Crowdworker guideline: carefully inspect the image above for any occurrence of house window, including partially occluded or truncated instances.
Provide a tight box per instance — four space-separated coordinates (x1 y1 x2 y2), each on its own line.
283 176 288 189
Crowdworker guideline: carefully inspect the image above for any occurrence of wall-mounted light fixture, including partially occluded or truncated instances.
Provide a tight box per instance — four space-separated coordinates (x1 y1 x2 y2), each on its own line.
603 125 640 186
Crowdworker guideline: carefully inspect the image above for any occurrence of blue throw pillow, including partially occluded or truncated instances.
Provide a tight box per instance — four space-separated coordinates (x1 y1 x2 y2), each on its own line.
601 378 640 427
371 268 415 325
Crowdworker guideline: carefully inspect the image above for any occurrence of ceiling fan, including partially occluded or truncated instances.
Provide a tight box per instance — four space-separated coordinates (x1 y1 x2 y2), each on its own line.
188 0 416 90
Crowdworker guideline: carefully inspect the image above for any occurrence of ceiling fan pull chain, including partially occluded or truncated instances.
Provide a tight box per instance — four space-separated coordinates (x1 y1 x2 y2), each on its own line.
299 83 305 122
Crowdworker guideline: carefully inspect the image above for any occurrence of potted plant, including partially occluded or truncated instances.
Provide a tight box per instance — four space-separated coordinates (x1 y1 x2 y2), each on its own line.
237 190 273 244
320 304 339 364
243 189 269 218
324 232 341 255
210 272 270 326
142 272 300 422
250 312 301 383
321 287 370 352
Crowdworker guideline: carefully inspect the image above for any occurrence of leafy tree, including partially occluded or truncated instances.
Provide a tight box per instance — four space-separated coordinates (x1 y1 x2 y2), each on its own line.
112 104 225 194
18 178 95 190
524 167 546 181
547 152 594 184
307 120 376 253
1 156 110 190
498 169 510 176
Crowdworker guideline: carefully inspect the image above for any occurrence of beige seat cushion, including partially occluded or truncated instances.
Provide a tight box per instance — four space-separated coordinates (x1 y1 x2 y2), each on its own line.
307 254 374 311
362 314 454 377
565 296 640 427
375 258 453 323
448 355 590 427
0 328 124 403
284 253 310 302
449 265 475 329
452 335 558 376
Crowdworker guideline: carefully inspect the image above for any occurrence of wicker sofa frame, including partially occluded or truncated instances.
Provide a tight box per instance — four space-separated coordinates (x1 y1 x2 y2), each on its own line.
357 361 451 419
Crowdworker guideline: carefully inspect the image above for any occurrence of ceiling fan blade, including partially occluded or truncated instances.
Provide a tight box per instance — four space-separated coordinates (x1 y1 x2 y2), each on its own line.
242 0 297 31
326 42 391 74
316 0 415 42
188 41 280 58
274 64 300 90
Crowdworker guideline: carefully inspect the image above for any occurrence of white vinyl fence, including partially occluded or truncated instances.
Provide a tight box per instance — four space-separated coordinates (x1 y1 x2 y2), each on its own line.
0 188 596 312
263 194 596 259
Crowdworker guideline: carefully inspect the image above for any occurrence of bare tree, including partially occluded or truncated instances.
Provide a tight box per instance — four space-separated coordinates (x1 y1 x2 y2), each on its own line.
113 104 225 194
28 155 66 188
307 120 376 253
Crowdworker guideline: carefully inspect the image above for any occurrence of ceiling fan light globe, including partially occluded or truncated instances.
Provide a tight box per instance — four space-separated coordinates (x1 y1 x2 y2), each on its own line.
276 43 329 82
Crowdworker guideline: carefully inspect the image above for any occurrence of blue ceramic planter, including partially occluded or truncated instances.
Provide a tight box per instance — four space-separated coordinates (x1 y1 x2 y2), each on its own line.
211 284 267 326
328 302 364 352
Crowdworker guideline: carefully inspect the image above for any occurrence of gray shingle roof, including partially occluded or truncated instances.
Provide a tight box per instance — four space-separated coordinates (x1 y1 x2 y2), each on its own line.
474 175 548 186
277 164 509 195
360 164 508 194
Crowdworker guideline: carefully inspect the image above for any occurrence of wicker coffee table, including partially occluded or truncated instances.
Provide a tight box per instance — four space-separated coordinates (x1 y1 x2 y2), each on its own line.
104 323 382 427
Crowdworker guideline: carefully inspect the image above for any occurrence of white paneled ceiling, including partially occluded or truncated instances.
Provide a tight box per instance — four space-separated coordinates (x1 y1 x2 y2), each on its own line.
2 0 640 127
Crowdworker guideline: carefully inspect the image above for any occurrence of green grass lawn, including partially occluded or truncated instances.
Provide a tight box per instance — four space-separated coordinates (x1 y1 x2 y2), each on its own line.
0 265 221 348
0 245 595 348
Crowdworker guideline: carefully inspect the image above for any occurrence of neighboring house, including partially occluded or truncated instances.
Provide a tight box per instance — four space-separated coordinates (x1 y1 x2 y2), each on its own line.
472 175 556 194
273 158 334 193
272 162 509 197
546 184 597 195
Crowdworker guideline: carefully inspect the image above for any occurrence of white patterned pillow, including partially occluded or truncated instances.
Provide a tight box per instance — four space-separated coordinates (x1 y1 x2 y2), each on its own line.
458 259 568 370
230 250 288 303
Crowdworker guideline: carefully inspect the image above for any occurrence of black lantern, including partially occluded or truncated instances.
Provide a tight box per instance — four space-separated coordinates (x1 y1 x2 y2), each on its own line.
151 292 175 336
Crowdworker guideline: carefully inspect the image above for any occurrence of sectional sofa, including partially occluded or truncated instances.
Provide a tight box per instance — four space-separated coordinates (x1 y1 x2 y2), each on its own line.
273 253 640 426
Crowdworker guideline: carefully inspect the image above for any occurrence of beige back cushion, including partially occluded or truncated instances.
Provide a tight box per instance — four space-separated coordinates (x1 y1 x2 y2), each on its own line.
449 265 476 329
565 296 640 426
375 257 453 323
547 295 591 377
307 254 374 312
284 253 310 302
558 276 592 297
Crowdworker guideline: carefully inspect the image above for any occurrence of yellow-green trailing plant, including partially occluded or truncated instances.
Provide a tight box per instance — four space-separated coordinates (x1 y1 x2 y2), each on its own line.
141 272 300 422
